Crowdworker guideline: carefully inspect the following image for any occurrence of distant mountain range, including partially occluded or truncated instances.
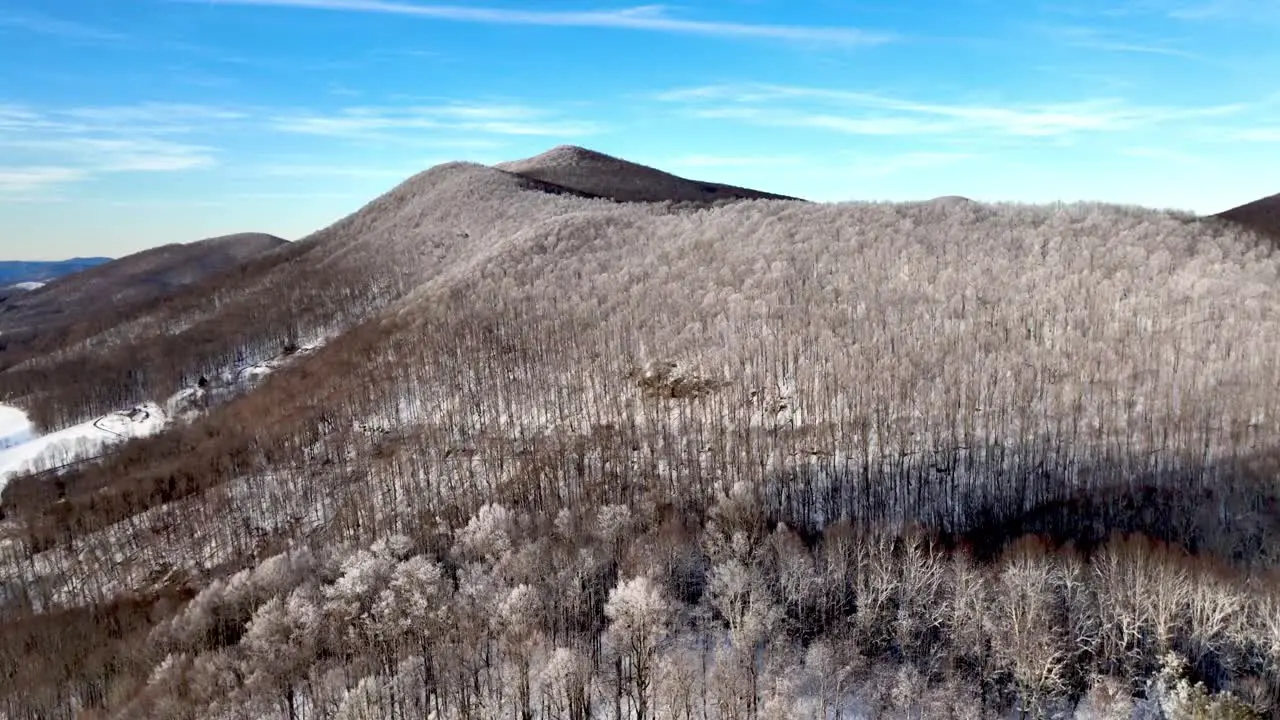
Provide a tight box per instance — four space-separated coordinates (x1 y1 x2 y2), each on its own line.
0 257 112 286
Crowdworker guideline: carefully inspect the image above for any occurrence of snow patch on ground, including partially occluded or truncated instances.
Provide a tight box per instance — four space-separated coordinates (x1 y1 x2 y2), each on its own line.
0 406 35 451
0 335 332 493
230 338 327 386
165 337 330 422
11 281 45 291
0 402 167 490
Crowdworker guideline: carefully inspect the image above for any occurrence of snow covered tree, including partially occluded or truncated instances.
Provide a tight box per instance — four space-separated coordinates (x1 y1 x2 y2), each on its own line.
707 557 783 717
456 503 515 564
537 646 593 720
605 575 675 720
989 540 1070 718
241 586 322 720
498 583 544 720
370 554 453 711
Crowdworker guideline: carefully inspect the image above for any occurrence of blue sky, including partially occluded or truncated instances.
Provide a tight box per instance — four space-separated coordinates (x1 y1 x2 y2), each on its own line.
1 0 1278 260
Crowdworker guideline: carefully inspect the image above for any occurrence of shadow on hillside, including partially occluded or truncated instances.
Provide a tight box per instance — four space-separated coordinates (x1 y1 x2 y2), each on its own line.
762 442 1280 567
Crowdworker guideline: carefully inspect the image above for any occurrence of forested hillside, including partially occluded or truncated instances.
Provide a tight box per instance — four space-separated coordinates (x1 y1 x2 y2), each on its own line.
0 149 1278 719
1217 194 1280 242
0 233 289 386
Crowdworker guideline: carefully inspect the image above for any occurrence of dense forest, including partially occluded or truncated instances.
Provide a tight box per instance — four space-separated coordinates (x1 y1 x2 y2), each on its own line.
2 162 1279 718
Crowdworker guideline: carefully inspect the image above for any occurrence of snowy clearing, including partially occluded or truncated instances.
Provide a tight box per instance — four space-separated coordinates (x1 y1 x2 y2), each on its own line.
0 336 331 491
0 406 35 451
0 403 167 490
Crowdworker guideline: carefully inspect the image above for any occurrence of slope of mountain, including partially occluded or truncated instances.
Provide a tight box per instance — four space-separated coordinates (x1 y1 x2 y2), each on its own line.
0 257 112 286
0 232 288 368
495 145 804 203
2 149 1279 719
0 283 42 306
1215 192 1280 239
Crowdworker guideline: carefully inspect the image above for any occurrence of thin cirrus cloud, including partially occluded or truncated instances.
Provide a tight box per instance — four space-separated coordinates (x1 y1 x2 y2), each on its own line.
0 10 126 42
1038 24 1202 58
1232 128 1280 142
1067 38 1198 57
1161 0 1280 22
0 103 228 197
0 167 90 194
59 104 250 132
658 83 1249 139
0 102 247 137
1047 0 1277 23
0 98 601 198
255 163 449 178
189 0 894 44
0 137 218 173
271 104 606 139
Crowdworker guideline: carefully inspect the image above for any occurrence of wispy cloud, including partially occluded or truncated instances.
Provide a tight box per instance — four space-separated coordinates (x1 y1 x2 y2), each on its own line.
0 103 228 196
1040 24 1201 58
271 103 604 139
1163 0 1280 22
1231 128 1280 141
1057 0 1280 23
658 83 1247 139
0 95 599 198
0 137 216 175
688 107 953 136
0 167 89 193
0 10 125 42
0 102 247 136
191 0 894 44
254 163 434 178
60 104 248 131
0 106 43 130
70 139 217 172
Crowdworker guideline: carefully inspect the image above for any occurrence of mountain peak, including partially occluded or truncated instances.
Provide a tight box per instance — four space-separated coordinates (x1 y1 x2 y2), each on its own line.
527 144 611 163
494 145 802 204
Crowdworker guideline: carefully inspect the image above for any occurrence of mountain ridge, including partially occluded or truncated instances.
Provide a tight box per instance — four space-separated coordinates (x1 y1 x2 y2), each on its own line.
1215 192 1280 240
0 257 112 286
0 232 289 369
495 145 805 204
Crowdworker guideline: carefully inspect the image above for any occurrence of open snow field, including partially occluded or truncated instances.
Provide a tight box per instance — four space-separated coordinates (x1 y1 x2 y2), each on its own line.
0 403 167 490
0 406 35 451
0 336 330 492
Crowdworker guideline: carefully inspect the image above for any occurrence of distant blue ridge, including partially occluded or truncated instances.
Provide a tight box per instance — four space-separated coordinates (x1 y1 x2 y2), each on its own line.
0 257 113 285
